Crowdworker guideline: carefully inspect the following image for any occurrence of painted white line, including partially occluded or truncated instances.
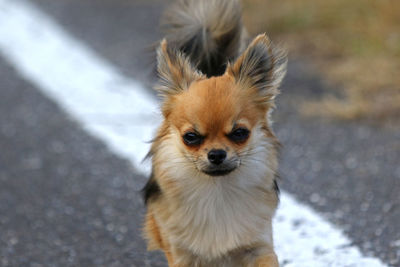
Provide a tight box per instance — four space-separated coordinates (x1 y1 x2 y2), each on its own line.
0 0 387 266
0 0 160 174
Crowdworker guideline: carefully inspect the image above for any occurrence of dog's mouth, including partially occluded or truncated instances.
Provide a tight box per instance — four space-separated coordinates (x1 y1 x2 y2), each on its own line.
202 166 236 177
195 157 240 177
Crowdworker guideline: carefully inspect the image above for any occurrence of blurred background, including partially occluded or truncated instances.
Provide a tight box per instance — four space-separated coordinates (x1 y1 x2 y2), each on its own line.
0 0 399 266
244 0 400 124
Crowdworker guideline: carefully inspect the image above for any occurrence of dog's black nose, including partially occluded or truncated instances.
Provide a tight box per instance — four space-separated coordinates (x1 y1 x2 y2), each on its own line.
208 149 227 165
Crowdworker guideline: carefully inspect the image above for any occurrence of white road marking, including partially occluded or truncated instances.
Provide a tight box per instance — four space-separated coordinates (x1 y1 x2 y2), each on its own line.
0 0 387 266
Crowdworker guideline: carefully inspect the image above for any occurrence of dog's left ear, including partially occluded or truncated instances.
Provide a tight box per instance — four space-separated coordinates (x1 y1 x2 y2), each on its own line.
227 34 287 107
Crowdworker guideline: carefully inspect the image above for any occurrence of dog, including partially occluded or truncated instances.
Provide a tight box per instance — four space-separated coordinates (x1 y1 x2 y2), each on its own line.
142 0 286 266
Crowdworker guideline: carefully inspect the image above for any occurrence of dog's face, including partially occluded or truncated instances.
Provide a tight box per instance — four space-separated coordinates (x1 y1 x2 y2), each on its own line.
153 34 286 178
168 75 272 177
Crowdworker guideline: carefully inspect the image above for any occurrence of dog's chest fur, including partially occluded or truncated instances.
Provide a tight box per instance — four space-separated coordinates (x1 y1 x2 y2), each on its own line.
154 165 278 260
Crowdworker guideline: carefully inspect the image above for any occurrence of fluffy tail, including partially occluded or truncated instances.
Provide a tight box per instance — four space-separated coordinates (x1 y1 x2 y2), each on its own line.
162 0 245 77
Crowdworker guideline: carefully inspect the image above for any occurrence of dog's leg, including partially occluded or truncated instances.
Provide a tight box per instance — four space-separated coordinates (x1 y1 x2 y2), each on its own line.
157 230 183 266
168 247 193 267
144 211 181 266
159 237 185 267
252 252 279 267
241 245 279 267
164 249 176 267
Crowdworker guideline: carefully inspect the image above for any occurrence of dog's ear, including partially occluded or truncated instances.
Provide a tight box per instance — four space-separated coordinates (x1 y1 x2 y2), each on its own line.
155 39 205 97
227 34 287 107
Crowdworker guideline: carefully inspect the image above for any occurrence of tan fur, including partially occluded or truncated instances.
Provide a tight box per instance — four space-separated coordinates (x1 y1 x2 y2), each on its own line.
143 1 286 266
156 40 205 99
144 68 281 265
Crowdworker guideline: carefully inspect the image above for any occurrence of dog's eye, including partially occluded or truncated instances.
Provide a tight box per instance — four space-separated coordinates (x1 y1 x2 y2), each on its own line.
227 128 250 143
183 132 203 146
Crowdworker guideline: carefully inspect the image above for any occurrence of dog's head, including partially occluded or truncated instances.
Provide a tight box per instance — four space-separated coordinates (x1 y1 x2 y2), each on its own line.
152 34 286 178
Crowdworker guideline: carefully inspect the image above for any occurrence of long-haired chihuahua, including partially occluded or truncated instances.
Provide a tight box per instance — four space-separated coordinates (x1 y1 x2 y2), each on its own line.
142 0 287 266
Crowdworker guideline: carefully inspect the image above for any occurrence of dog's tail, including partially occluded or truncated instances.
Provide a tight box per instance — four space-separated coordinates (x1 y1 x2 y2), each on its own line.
162 0 245 77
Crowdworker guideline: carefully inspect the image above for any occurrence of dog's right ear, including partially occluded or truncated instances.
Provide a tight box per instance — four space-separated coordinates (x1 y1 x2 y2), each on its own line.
155 39 205 97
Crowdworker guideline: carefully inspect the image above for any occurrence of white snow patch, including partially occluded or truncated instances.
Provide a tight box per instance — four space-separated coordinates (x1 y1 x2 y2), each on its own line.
0 0 387 266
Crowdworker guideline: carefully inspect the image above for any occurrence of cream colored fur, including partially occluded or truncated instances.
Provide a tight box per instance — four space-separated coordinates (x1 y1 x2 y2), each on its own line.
149 124 279 265
143 0 286 266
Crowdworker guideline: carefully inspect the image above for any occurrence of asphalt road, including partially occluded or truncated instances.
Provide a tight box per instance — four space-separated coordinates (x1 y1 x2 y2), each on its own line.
0 59 165 266
0 0 399 266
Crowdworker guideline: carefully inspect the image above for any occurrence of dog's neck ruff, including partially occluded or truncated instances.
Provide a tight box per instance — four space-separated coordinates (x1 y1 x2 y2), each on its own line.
154 136 278 259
